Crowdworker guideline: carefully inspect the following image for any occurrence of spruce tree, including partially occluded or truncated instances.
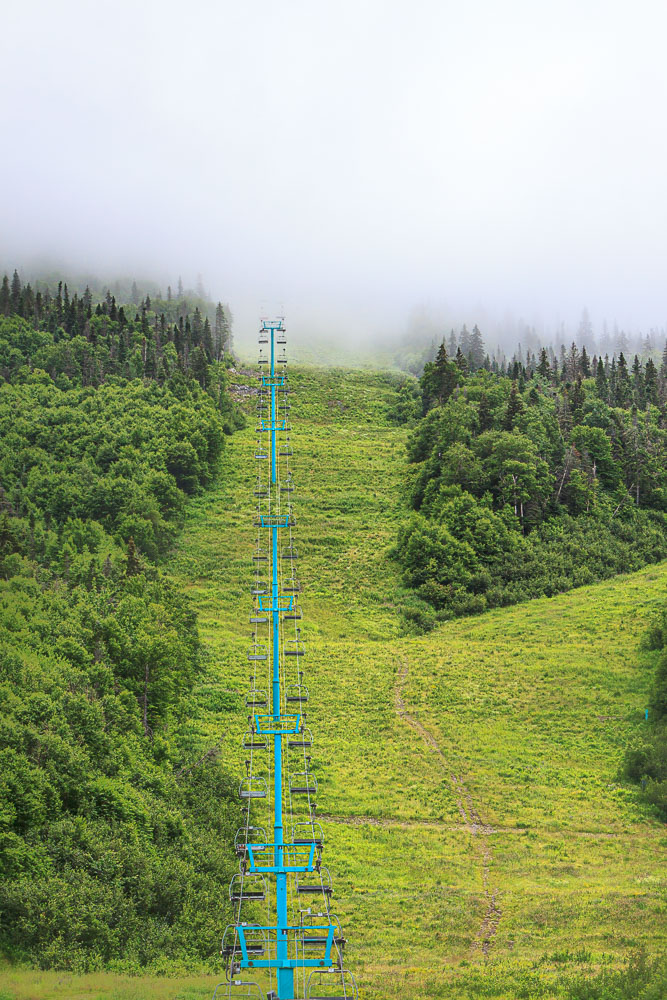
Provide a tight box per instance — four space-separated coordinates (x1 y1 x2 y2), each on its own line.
644 358 658 405
503 381 524 430
537 348 550 380
10 269 21 310
0 275 10 315
595 357 608 399
468 325 485 370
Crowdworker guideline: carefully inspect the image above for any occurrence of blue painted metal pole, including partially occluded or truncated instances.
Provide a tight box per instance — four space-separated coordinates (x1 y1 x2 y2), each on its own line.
269 323 292 999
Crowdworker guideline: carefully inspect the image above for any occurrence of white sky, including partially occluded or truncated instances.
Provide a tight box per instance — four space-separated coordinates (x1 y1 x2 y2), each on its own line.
1 0 667 345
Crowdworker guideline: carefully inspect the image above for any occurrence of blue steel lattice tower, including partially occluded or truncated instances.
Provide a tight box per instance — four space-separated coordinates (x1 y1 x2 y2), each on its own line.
217 321 357 1000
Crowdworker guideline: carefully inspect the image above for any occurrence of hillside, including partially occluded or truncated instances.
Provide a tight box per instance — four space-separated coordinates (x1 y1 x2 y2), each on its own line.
170 367 667 998
1 366 664 1000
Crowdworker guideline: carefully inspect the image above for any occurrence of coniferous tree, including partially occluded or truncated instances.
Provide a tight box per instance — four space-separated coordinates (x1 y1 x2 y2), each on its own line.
644 357 658 405
595 357 608 400
537 347 551 380
580 345 591 377
503 381 524 430
447 329 457 357
0 275 10 315
455 346 469 373
468 325 485 370
10 269 21 310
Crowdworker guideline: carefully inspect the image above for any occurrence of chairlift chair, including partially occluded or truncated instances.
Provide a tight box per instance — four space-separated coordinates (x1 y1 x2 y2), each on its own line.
243 732 268 751
284 638 306 657
288 726 313 750
229 873 268 904
252 548 269 563
285 683 309 706
282 605 302 621
239 776 268 800
250 582 269 596
250 613 268 625
235 826 268 858
282 545 298 560
247 642 268 662
290 771 318 796
292 819 324 849
221 924 268 962
278 443 293 457
279 480 295 494
299 913 346 953
297 866 333 897
245 688 269 709
282 578 301 593
213 979 266 1000
305 969 358 1000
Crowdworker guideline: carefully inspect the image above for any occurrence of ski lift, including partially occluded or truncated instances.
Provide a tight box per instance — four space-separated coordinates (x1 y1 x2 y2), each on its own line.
284 638 306 657
299 913 346 953
282 578 301 593
282 545 298 560
252 548 269 563
253 487 269 498
292 820 324 849
229 873 268 904
250 613 268 625
277 332 286 345
245 688 268 709
221 924 268 962
290 771 317 796
305 969 358 1000
282 605 302 621
247 642 268 662
255 447 269 459
235 826 268 858
297 867 333 897
279 444 293 457
279 479 295 494
258 331 268 344
243 732 268 751
239 776 268 799
285 680 308 705
288 726 313 750
213 980 265 1000
257 356 268 366
251 582 269 596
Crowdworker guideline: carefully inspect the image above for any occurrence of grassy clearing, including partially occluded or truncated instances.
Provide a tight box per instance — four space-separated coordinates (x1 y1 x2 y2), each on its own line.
4 364 664 998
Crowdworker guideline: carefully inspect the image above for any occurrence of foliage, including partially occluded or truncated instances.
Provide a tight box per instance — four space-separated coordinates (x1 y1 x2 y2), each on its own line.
623 605 667 818
0 270 244 433
392 352 667 620
0 285 243 971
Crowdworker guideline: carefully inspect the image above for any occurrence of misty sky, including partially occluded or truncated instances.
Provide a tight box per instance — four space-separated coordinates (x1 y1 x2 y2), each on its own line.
2 0 667 345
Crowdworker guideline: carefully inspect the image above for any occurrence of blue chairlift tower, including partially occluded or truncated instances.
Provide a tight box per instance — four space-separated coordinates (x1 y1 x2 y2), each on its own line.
216 321 357 1000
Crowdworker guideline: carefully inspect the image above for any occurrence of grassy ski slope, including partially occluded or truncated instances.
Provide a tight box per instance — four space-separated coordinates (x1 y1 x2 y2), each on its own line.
3 365 664 1000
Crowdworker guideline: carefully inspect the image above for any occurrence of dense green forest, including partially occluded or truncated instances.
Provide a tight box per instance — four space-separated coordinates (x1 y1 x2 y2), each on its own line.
392 331 667 627
0 270 236 409
0 272 243 971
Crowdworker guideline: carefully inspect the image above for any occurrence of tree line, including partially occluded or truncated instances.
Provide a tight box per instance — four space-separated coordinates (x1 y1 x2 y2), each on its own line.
0 269 234 393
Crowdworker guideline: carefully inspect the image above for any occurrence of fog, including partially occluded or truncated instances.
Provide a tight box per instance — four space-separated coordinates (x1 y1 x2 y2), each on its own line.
2 0 667 354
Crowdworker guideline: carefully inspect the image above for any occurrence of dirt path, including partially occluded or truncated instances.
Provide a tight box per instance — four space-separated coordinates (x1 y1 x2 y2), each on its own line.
394 660 502 958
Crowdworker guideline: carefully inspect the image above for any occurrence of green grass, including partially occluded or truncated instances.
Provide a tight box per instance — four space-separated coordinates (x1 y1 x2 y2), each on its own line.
3 364 664 998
